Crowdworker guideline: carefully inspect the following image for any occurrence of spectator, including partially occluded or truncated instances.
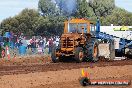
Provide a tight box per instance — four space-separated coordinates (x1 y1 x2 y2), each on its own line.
55 36 59 47
31 38 36 54
35 38 39 48
39 37 44 47
39 37 44 53
37 45 43 54
43 37 46 49
1 49 5 59
27 39 31 49
48 38 54 54
21 37 27 47
15 38 20 49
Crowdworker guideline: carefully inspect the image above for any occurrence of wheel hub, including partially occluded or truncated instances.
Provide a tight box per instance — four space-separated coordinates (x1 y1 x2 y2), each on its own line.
93 45 97 58
79 51 84 60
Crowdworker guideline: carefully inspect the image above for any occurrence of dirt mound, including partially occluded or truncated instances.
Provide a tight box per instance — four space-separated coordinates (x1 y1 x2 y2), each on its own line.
0 59 132 76
0 55 51 66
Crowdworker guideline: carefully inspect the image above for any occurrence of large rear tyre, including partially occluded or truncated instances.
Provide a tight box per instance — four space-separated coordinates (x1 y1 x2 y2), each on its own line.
51 46 59 63
75 47 84 63
86 39 99 62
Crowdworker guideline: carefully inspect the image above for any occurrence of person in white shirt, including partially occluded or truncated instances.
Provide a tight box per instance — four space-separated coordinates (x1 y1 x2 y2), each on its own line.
55 36 59 47
43 37 46 49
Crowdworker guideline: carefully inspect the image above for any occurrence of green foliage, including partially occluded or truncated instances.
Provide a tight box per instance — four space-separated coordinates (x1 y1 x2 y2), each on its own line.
38 0 58 16
89 0 115 17
0 8 40 36
101 7 132 26
74 0 95 18
55 0 77 16
0 0 132 37
34 15 66 36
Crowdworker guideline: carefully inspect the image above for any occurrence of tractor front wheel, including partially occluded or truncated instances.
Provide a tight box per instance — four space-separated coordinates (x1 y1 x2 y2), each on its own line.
51 46 59 63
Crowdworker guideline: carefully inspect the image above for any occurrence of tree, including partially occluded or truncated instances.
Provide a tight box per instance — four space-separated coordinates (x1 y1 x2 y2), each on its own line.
89 0 115 17
15 9 40 36
101 7 132 26
55 0 77 16
0 8 40 36
48 15 66 35
38 0 57 16
74 0 95 18
0 17 19 35
38 0 67 36
34 15 66 36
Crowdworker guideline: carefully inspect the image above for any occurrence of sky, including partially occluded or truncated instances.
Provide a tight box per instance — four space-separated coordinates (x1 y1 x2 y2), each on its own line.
0 0 39 22
115 0 132 12
0 0 132 22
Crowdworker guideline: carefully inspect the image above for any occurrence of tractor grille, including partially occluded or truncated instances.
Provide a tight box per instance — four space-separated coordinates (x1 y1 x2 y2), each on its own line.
61 37 74 48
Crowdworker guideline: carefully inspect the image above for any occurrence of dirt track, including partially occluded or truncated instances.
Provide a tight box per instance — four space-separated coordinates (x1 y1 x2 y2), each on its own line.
0 63 132 88
0 57 132 88
0 59 132 76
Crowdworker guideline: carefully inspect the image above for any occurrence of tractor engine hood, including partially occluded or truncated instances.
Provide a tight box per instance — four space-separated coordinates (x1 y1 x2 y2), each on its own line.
61 33 81 40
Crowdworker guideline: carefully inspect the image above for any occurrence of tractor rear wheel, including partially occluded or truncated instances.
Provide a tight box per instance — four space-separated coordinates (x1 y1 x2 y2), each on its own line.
86 39 99 62
75 47 84 63
51 46 59 63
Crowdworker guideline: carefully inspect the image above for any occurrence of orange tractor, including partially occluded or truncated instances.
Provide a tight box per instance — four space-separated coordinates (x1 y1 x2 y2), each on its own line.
51 18 99 63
